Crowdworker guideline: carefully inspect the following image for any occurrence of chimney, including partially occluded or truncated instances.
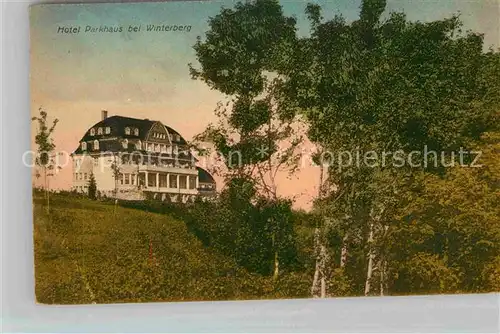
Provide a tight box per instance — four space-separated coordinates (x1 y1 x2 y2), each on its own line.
101 110 108 120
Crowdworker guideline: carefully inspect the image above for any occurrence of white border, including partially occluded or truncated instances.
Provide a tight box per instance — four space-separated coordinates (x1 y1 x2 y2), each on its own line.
1 0 499 332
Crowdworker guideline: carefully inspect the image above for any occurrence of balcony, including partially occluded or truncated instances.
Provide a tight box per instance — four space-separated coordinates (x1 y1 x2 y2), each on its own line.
138 164 197 175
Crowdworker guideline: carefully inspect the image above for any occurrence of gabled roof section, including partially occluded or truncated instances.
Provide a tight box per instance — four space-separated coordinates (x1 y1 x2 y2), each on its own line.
165 126 188 145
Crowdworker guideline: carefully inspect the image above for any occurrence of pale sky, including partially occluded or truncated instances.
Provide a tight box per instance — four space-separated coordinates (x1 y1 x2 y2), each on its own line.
30 0 499 209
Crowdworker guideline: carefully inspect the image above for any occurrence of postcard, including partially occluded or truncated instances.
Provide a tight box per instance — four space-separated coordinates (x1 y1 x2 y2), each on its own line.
30 0 500 304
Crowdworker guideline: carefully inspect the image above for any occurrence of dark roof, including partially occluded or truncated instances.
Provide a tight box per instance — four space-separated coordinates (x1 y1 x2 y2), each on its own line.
80 116 155 142
197 167 216 184
73 115 189 154
165 126 187 145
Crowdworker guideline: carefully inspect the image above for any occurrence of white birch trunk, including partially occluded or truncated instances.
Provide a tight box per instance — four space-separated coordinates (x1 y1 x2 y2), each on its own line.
320 243 327 298
311 227 321 297
312 159 326 297
273 249 279 281
340 232 349 268
364 220 374 296
379 259 384 296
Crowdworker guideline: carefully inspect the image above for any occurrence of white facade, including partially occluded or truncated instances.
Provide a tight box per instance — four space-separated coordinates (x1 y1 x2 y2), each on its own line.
72 113 215 203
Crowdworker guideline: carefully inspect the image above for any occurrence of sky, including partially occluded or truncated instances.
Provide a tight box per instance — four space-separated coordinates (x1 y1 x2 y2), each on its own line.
30 0 499 209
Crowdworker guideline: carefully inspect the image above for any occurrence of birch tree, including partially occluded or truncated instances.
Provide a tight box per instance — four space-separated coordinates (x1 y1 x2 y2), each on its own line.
190 0 301 280
32 107 59 214
282 0 500 295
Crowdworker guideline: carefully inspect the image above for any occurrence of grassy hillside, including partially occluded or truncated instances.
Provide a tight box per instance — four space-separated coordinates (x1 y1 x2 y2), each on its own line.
34 194 311 304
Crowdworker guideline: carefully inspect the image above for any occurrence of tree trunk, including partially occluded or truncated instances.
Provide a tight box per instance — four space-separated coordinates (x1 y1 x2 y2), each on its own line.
320 243 327 298
273 249 279 281
340 232 349 268
379 225 389 296
379 259 384 296
44 168 50 214
364 220 374 296
365 206 385 296
272 232 279 281
312 157 328 298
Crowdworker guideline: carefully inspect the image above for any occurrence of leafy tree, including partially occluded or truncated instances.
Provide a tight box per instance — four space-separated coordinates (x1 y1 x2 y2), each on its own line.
391 132 500 294
32 107 59 214
281 0 500 296
190 0 500 297
191 0 301 280
87 172 97 200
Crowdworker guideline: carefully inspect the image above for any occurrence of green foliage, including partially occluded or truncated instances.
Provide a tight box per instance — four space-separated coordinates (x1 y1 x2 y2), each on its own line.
392 133 500 293
190 0 296 96
285 0 500 296
184 179 300 276
33 194 311 304
392 253 461 294
32 107 59 168
190 0 500 297
32 107 59 214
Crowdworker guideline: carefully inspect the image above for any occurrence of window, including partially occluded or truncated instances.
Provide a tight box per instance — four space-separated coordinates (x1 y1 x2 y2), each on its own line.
147 173 156 187
81 142 87 151
169 174 178 188
105 127 111 134
93 157 99 166
97 127 103 135
189 176 197 189
176 135 181 142
118 173 123 185
124 174 130 185
125 127 130 135
159 174 168 188
90 128 95 136
131 174 136 186
147 143 153 151
136 140 142 150
134 128 139 136
93 140 99 150
122 139 128 149
179 175 187 189
84 173 88 180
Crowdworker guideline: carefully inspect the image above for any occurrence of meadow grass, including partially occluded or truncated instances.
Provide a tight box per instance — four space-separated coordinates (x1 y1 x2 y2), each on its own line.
34 194 310 304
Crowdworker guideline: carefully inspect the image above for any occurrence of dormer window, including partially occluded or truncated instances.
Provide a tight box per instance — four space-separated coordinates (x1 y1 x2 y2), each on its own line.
90 129 95 136
93 140 99 150
97 127 103 135
125 127 131 135
81 142 87 151
134 128 139 136
122 139 128 149
105 127 111 134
